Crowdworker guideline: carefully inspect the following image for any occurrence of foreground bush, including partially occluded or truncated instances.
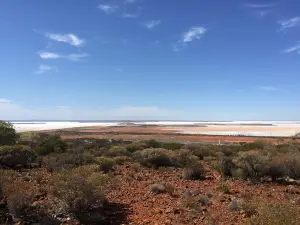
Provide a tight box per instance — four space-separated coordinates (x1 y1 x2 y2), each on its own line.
133 148 173 168
18 131 40 147
125 142 147 152
0 121 17 146
182 161 205 180
249 204 300 225
0 145 35 168
52 165 111 213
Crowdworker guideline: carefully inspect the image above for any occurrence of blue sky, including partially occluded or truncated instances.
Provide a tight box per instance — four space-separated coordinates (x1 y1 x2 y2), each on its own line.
0 0 300 120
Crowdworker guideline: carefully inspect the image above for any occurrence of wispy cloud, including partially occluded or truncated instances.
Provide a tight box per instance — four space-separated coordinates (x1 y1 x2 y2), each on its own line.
121 13 138 18
143 20 161 29
98 4 118 14
258 86 280 91
45 33 85 47
35 64 54 74
278 17 300 31
125 0 138 4
0 99 10 104
244 3 277 8
283 42 300 54
38 51 89 61
173 26 207 51
39 52 60 59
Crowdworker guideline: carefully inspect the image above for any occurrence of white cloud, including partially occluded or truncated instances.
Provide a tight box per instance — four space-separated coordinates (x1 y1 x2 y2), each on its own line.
38 51 89 61
35 64 54 74
244 3 276 8
278 17 300 31
182 27 207 43
143 20 161 29
0 99 10 104
121 13 138 18
66 53 90 61
258 86 279 91
46 33 85 47
39 52 61 59
98 4 118 14
284 42 300 54
125 0 138 4
173 26 207 51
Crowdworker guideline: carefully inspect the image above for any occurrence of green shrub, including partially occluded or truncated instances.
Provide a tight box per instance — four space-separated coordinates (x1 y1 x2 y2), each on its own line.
0 121 17 146
220 182 230 194
172 149 199 168
219 156 235 177
233 150 269 181
35 134 67 156
0 145 35 168
52 165 110 213
133 148 173 169
161 142 184 150
103 146 131 157
183 143 211 160
125 142 147 152
144 139 162 148
18 131 40 147
199 195 211 206
114 156 131 165
95 157 116 173
182 161 205 180
249 204 300 225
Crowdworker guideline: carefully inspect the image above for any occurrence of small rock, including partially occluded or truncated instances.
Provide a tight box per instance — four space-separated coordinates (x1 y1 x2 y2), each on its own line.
294 198 300 205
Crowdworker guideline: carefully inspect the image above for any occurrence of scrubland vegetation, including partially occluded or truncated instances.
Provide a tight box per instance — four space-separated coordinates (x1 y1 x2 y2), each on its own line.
1 121 300 224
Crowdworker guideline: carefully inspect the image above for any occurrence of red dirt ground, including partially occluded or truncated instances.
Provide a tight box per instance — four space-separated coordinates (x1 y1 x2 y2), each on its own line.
49 126 299 144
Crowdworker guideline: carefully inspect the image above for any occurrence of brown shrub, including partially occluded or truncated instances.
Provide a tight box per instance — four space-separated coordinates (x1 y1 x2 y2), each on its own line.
114 156 130 165
103 146 131 157
182 161 205 180
133 148 173 168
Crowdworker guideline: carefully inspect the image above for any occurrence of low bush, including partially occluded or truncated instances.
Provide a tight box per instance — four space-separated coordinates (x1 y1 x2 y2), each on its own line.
233 151 269 181
144 139 162 148
183 143 211 160
52 165 111 213
133 148 173 169
125 142 147 152
182 161 205 180
180 196 201 210
172 149 199 168
199 195 211 206
161 142 184 150
35 134 67 156
0 145 35 168
18 131 40 147
219 156 235 177
103 146 131 157
95 157 116 173
249 204 300 225
114 156 131 165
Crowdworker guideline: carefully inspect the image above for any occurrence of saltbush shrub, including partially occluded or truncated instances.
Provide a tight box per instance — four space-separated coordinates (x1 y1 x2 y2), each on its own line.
0 145 35 168
149 183 166 194
52 165 110 213
182 161 205 180
133 148 173 168
95 157 116 173
103 146 131 157
125 142 147 152
172 149 199 168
